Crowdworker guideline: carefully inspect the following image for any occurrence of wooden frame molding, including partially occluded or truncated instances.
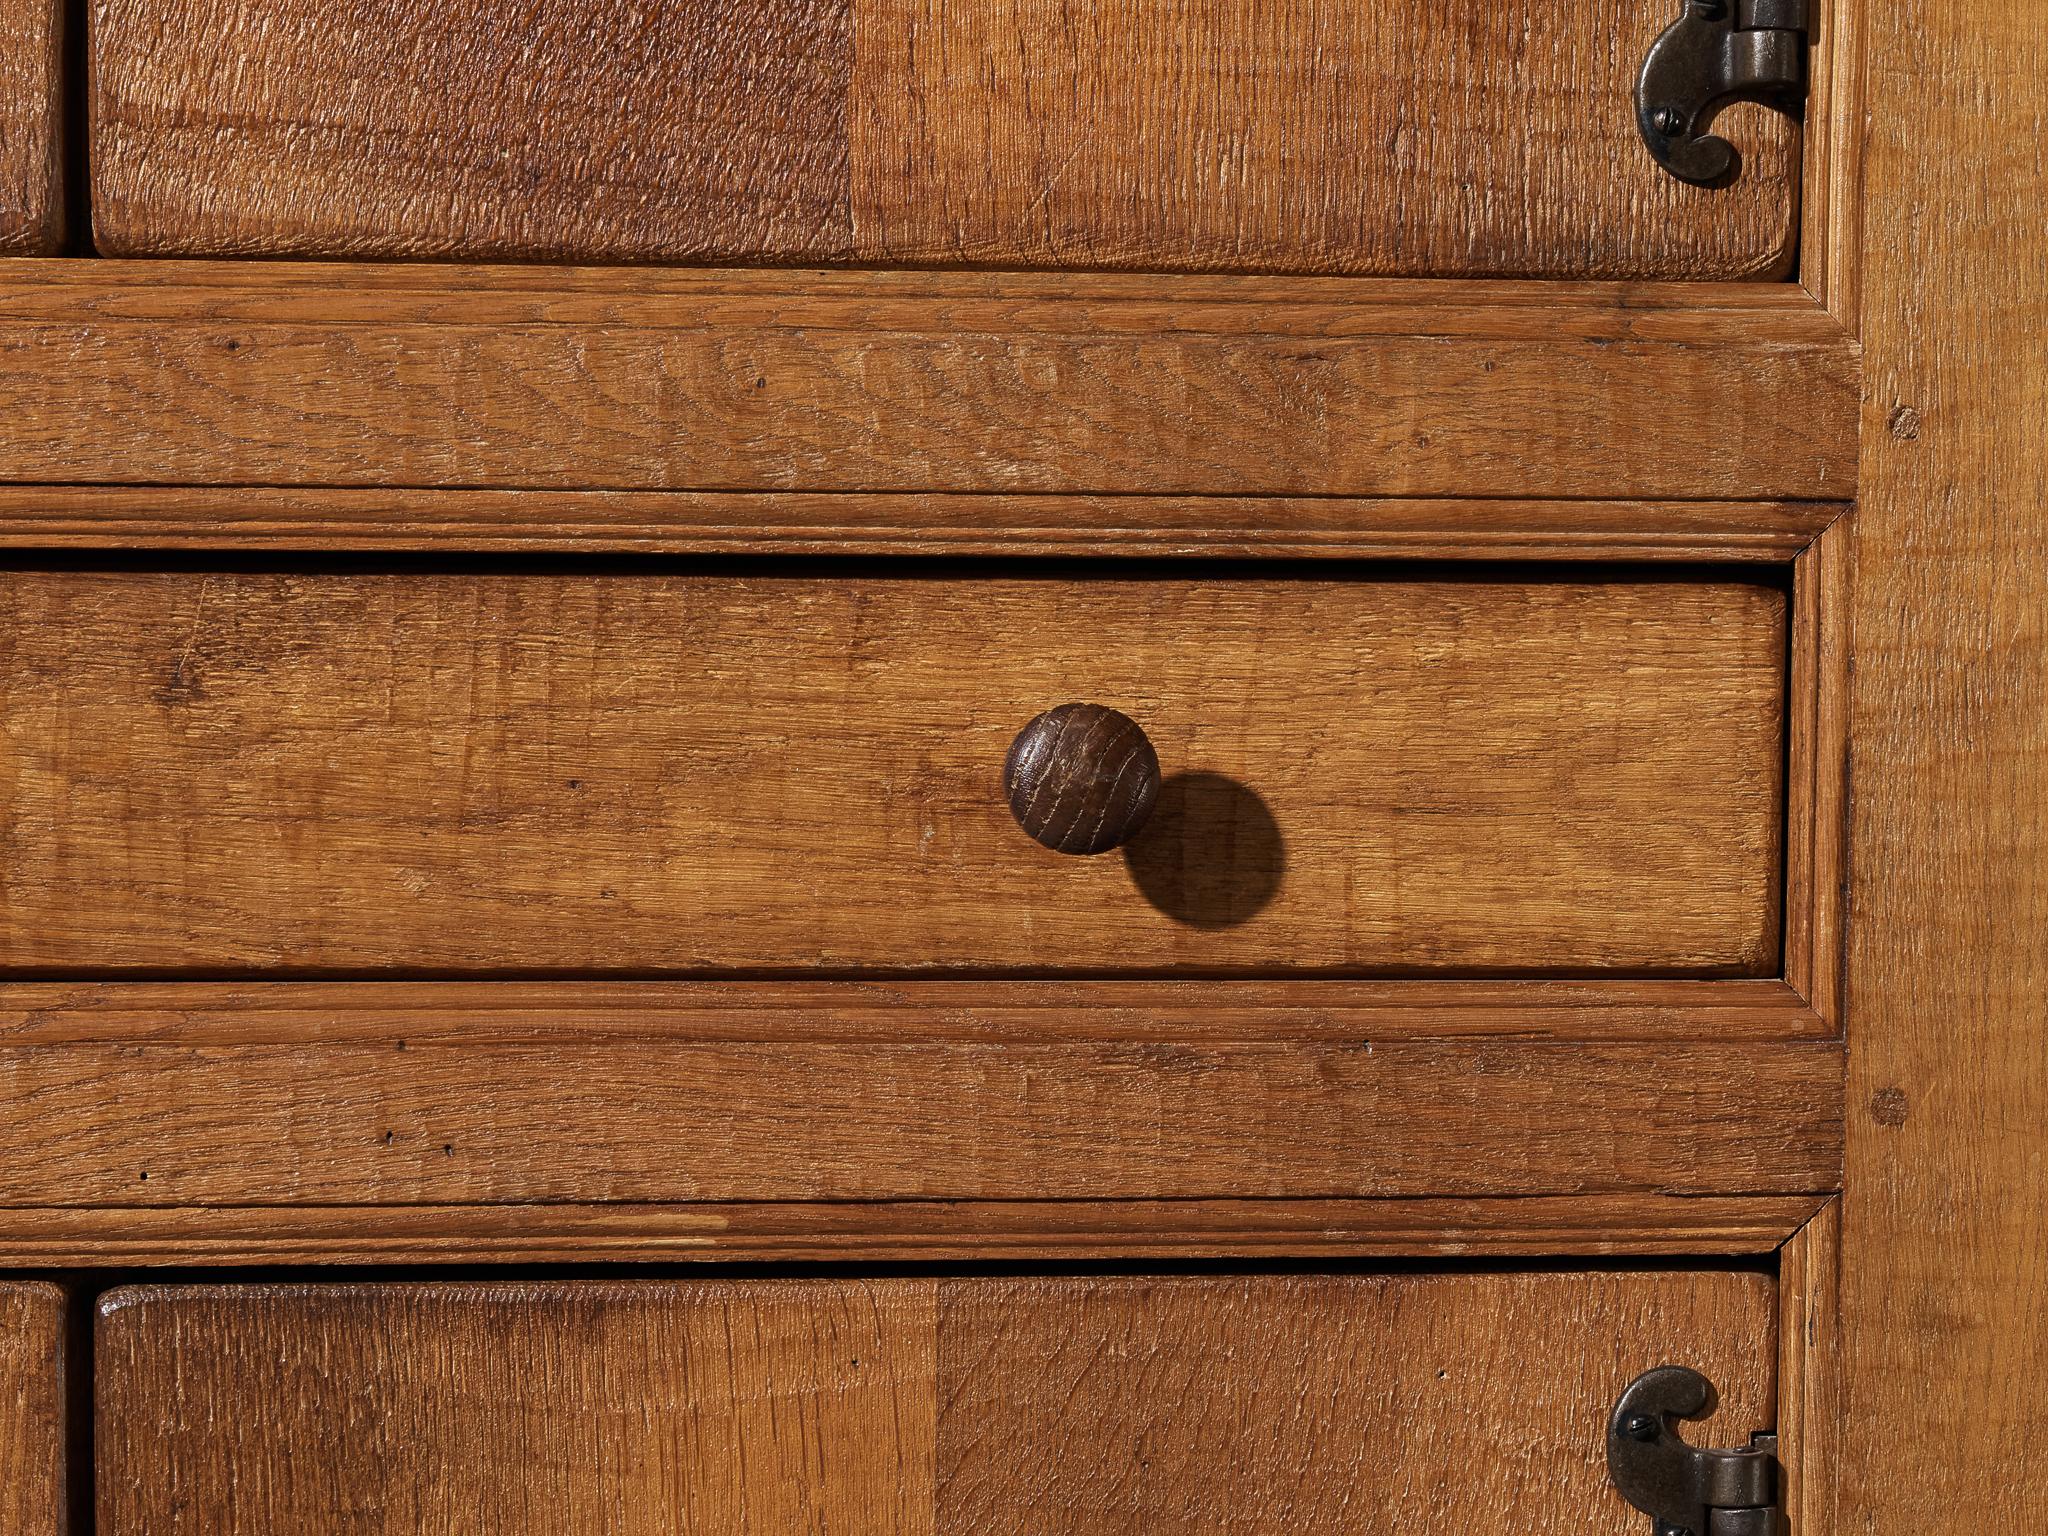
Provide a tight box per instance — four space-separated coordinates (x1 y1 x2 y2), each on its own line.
0 1197 1831 1268
1797 0 1869 330
1785 512 1854 1026
0 498 1850 1262
0 262 1856 501
1776 1199 1841 1536
0 490 1837 560
0 978 1835 1045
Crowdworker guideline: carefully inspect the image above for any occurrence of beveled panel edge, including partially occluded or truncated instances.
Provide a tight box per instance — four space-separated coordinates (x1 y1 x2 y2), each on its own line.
0 1195 1830 1267
0 978 1829 1044
1798 0 1869 330
1785 511 1854 1026
1777 1198 1843 1536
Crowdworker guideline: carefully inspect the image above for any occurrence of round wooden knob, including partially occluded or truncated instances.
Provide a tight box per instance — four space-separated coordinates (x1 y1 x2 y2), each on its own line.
1003 703 1161 855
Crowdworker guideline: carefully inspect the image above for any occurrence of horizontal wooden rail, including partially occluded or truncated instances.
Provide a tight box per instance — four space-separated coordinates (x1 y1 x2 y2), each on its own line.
0 1034 1843 1206
0 262 1858 501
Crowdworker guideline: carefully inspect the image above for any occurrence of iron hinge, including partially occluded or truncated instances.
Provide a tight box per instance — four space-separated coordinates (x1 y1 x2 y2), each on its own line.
1636 0 1810 184
1608 1366 1782 1536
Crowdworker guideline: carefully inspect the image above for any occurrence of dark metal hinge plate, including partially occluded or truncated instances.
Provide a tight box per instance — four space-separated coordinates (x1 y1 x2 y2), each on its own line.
1637 0 1810 184
1608 1366 1782 1536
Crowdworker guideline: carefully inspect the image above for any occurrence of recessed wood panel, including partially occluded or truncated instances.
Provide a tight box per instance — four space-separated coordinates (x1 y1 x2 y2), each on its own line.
96 1273 1775 1535
849 0 1797 279
90 0 851 263
935 1273 1776 1536
98 1281 933 1536
0 0 62 252
89 0 1796 277
0 1284 65 1536
0 569 1785 974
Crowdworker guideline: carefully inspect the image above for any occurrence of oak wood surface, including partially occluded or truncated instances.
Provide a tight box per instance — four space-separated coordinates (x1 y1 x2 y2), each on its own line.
89 0 1795 279
0 1038 1843 1205
0 1284 64 1536
0 264 1860 501
1799 0 1868 326
1777 1201 1840 1536
935 1273 1774 1536
0 1194 1830 1267
1784 514 1853 1023
1841 0 2048 1528
98 1280 932 1536
0 568 1787 976
95 1272 1776 1535
0 490 1847 561
0 977 1838 1045
0 0 60 253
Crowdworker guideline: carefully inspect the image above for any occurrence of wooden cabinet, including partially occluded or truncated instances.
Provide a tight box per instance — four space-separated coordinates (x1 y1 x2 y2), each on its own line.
96 1274 1776 1535
0 0 1851 1510
3 1 2044 1532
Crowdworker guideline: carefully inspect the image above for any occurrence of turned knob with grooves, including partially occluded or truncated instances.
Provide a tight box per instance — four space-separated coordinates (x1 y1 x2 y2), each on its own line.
1003 703 1161 855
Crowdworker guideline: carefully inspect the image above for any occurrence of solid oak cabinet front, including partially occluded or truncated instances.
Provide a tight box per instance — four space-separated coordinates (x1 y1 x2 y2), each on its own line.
0 0 1865 1530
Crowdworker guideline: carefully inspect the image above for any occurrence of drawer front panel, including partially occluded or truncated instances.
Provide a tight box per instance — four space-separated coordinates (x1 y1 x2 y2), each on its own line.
0 567 1785 974
90 0 1796 277
96 1273 1776 1535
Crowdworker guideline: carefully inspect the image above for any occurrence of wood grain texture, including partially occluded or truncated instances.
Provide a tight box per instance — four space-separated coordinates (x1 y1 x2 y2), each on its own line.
0 1195 1830 1267
1777 1201 1839 1536
936 1273 1776 1536
1785 513 1852 1023
0 265 1860 500
853 0 1795 279
0 1039 1844 1205
0 977 1837 1045
0 1284 64 1536
98 1281 933 1536
95 1273 1775 1535
0 0 61 253
0 489 1848 561
89 0 1794 278
0 569 1787 976
90 0 852 264
1841 0 2048 1529
1799 0 1868 327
